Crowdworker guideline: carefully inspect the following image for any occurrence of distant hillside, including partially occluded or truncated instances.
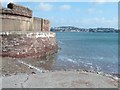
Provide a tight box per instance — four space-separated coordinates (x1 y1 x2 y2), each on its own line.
51 26 119 33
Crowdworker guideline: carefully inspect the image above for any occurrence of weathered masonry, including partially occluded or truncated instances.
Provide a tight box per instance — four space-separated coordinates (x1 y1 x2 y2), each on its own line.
0 3 58 58
1 3 50 31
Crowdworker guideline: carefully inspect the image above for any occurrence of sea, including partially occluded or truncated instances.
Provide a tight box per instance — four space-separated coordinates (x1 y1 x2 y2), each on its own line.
52 32 118 74
5 32 118 75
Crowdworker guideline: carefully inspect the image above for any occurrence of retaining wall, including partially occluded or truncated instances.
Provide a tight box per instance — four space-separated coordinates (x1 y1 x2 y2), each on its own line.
0 32 58 58
0 3 58 58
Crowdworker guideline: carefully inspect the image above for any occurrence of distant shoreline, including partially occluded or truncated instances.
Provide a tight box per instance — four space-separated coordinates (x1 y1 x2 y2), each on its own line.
51 26 119 33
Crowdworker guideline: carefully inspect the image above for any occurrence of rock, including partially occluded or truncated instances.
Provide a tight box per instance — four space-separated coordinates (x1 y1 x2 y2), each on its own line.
31 72 36 74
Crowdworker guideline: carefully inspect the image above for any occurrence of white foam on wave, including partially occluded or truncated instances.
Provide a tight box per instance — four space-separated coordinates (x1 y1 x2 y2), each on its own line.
58 56 103 72
59 56 78 65
87 63 92 65
96 65 101 71
67 58 77 64
58 41 64 44
78 56 104 60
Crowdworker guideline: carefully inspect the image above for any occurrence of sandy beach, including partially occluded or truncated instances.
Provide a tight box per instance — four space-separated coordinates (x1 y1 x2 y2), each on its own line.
2 70 118 88
1 57 118 88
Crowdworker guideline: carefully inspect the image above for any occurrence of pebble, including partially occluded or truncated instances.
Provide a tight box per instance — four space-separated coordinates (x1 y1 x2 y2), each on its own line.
31 72 36 74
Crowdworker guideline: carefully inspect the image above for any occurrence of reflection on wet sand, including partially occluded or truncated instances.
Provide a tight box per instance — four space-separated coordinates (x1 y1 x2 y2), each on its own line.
1 53 57 76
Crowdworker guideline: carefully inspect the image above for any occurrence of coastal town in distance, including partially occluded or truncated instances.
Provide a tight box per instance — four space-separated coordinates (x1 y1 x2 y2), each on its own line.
51 26 120 33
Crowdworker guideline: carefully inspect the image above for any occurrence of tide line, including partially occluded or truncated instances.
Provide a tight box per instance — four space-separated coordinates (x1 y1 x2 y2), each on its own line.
18 60 44 73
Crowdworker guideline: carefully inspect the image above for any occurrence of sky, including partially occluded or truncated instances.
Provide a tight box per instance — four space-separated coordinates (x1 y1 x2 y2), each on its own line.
2 1 118 28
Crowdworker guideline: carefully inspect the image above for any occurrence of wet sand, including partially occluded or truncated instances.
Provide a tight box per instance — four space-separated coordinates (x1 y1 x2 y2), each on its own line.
1 55 56 75
2 70 118 88
1 57 119 88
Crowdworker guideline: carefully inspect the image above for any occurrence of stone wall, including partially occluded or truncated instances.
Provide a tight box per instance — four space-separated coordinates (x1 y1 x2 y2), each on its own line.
7 3 32 18
0 3 58 58
42 19 50 31
1 5 50 31
2 14 32 31
32 17 50 31
32 17 42 31
0 3 2 32
0 32 58 58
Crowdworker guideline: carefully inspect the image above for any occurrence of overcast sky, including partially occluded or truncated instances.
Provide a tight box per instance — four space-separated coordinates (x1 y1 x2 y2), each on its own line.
2 1 118 28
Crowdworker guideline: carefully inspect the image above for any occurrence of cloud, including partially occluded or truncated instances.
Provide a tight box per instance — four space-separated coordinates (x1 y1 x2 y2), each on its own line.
94 0 107 2
39 3 53 11
88 8 103 14
60 18 66 23
81 17 117 28
90 0 118 2
88 8 95 14
0 0 119 2
59 5 71 10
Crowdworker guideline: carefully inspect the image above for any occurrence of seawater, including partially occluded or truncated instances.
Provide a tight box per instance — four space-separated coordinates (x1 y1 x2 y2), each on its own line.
52 32 118 74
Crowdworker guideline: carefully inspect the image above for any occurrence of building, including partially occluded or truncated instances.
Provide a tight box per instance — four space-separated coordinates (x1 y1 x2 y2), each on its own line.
1 3 50 32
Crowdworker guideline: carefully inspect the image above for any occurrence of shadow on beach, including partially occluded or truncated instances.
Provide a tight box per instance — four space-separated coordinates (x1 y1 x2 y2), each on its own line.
1 53 58 76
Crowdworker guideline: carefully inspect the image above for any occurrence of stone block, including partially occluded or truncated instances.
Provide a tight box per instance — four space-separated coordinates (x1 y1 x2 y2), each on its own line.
7 3 32 18
41 19 50 31
32 17 42 31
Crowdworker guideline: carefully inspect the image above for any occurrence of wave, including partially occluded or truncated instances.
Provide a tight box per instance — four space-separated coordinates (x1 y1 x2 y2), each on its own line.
57 55 117 74
58 56 78 65
58 41 64 44
78 56 104 60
